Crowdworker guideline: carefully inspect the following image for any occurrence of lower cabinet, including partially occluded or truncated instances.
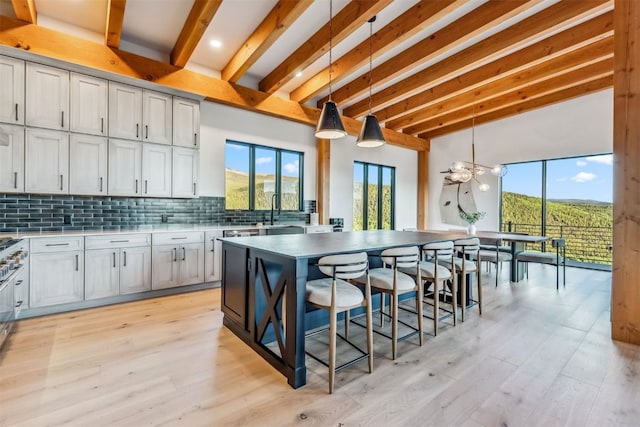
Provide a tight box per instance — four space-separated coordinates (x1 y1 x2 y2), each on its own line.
152 232 204 290
204 230 222 283
85 246 151 300
30 236 84 308
221 243 248 329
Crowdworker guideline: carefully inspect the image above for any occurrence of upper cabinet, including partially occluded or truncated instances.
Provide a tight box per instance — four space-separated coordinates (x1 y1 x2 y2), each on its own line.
143 90 172 145
0 55 25 125
25 128 69 194
26 63 69 130
109 82 173 144
0 124 25 193
172 147 199 198
173 97 200 148
108 82 143 140
69 134 108 195
70 73 108 136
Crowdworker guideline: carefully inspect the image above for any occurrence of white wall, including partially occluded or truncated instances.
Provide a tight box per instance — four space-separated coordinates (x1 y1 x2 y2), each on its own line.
428 89 613 230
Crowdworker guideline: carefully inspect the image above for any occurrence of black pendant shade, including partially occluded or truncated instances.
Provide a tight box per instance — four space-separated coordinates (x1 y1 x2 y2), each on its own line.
315 100 347 139
356 114 385 147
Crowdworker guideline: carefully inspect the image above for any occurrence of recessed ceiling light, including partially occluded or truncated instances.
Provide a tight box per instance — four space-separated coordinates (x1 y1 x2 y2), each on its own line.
295 71 303 78
210 39 222 48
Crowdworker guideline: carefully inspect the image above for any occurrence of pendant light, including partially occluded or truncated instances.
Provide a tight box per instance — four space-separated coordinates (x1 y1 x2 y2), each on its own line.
315 0 346 139
356 16 385 148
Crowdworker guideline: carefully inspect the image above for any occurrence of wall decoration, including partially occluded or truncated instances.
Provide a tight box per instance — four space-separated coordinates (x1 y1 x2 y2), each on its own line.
439 178 478 226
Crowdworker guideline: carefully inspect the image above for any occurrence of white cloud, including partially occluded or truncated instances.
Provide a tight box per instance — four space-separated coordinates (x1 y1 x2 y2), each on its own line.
255 156 273 165
571 172 597 183
576 160 587 167
284 160 299 174
586 154 613 166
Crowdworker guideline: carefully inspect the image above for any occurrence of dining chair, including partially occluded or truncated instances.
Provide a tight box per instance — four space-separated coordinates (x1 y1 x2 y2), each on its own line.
353 246 423 360
305 252 373 394
439 237 481 322
515 238 566 289
478 237 512 287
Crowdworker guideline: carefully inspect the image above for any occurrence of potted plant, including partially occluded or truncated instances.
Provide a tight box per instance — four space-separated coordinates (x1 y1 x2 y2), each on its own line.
459 210 485 235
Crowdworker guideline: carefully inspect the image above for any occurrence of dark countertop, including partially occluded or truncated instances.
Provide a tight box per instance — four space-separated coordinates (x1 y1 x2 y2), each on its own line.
221 229 464 259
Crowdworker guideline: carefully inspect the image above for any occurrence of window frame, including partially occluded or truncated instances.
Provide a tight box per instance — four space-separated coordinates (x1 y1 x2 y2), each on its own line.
225 140 304 211
354 161 395 230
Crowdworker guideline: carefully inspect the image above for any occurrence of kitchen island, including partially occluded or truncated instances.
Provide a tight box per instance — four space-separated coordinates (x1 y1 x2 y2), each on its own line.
220 229 461 388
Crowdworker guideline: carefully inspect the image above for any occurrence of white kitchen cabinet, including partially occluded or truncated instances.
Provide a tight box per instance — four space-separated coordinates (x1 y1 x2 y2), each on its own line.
204 230 223 283
30 236 84 308
172 147 199 198
0 55 25 125
0 124 24 193
70 73 107 136
143 90 172 145
69 134 107 195
108 139 142 196
152 232 204 290
85 235 152 299
142 143 172 197
108 82 142 140
173 97 200 148
25 128 69 194
26 63 69 130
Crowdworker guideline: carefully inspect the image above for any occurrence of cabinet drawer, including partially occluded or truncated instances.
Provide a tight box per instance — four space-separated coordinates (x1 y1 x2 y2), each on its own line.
305 225 333 234
85 233 151 249
152 231 204 245
30 236 84 253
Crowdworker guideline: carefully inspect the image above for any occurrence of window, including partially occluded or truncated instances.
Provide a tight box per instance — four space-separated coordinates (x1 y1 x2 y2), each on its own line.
353 161 395 231
225 141 303 211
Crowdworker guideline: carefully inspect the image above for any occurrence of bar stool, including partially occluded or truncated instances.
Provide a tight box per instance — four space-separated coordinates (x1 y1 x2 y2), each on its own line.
353 246 423 360
440 238 481 322
478 238 512 287
515 238 566 289
305 252 373 394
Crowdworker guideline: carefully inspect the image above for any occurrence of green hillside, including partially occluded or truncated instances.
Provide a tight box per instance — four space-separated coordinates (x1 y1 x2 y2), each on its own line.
502 191 612 264
225 169 300 210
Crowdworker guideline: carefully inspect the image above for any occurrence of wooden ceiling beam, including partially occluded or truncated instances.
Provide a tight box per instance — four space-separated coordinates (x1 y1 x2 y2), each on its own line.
258 0 393 94
289 0 465 103
411 59 613 135
343 0 613 119
222 0 313 83
382 14 614 128
0 15 428 151
421 75 613 140
320 0 536 110
390 35 614 133
105 0 126 48
170 0 222 68
10 0 36 24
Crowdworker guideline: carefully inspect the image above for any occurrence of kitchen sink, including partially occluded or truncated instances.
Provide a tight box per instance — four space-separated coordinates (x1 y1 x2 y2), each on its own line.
260 225 305 235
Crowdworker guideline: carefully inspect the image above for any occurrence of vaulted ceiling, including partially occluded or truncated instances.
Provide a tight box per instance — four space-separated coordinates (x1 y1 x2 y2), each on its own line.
0 0 613 151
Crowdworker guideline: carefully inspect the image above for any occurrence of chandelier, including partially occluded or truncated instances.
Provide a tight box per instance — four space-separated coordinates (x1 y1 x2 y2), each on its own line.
445 110 506 191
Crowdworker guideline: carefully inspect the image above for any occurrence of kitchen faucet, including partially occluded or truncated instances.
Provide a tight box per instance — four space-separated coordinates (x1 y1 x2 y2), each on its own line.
270 193 279 225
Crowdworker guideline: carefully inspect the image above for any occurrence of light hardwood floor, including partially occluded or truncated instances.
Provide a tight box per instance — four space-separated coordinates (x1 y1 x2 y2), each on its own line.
1 265 638 427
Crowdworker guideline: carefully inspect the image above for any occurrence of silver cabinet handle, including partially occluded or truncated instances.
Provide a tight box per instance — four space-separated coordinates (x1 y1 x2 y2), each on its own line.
123 251 127 267
15 301 23 308
145 180 148 194
210 239 215 252
136 123 139 138
110 240 129 243
171 237 187 240
61 111 64 128
193 182 196 196
101 117 104 134
194 133 197 146
182 247 186 261
60 174 64 191
113 252 116 268
15 103 18 121
46 243 69 247
14 172 17 189
15 280 23 286
145 125 148 139
75 254 79 271
100 177 103 192
135 179 139 194
173 248 177 262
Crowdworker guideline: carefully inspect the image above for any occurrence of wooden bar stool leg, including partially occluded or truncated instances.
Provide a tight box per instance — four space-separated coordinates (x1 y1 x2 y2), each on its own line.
392 290 399 360
329 306 337 394
433 279 439 336
365 281 374 373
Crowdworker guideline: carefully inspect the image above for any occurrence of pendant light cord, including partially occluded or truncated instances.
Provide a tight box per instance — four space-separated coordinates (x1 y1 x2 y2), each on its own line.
328 0 333 101
368 18 373 114
471 103 476 175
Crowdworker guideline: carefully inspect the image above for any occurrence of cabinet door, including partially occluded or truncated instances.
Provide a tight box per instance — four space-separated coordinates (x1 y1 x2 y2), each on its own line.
142 143 172 197
173 98 199 148
205 230 222 282
25 128 69 194
70 73 107 136
30 251 84 307
151 245 180 290
0 55 25 125
120 246 152 294
179 243 205 286
0 124 24 192
108 139 142 196
143 90 172 145
85 249 119 300
69 134 108 195
26 63 69 130
172 147 199 198
108 82 142 140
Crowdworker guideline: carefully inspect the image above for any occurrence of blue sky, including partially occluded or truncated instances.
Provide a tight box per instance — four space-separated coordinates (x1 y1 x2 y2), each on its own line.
502 154 613 203
225 143 300 177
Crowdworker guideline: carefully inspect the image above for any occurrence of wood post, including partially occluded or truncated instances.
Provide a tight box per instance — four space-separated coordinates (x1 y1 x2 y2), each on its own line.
316 139 330 225
612 0 640 344
417 149 429 229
